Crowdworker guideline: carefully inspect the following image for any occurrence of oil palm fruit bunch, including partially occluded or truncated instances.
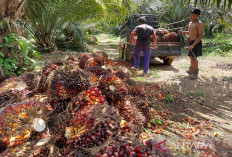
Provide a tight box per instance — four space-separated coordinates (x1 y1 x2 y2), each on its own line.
97 140 147 157
118 100 146 132
91 52 105 66
78 53 98 69
48 69 90 100
131 98 151 123
86 66 109 77
38 64 59 93
72 86 106 109
22 73 40 92
115 67 132 80
98 74 125 104
0 100 52 148
107 86 128 104
169 32 179 41
65 105 120 152
70 122 117 149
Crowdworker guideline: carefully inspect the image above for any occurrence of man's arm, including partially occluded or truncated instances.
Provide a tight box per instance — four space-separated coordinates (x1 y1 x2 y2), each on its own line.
179 30 189 35
152 33 158 50
129 31 136 44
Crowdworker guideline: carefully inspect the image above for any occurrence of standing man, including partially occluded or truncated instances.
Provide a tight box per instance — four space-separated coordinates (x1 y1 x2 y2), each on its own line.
179 8 204 79
129 16 158 77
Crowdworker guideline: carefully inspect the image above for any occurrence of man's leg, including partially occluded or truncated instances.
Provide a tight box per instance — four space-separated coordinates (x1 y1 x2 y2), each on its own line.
192 57 198 70
133 47 142 70
192 56 199 75
143 46 151 74
189 56 198 79
187 56 194 74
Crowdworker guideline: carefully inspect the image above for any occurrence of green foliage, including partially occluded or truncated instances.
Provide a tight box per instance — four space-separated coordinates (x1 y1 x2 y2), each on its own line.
93 0 137 34
25 0 107 52
165 94 174 102
0 33 39 75
55 23 86 51
179 0 232 9
203 33 232 57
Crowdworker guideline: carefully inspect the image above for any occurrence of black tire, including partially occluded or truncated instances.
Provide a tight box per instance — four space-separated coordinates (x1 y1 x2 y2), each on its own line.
163 58 174 65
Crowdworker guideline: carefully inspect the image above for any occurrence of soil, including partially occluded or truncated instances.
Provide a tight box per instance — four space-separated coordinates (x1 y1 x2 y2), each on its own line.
93 34 232 156
38 34 232 156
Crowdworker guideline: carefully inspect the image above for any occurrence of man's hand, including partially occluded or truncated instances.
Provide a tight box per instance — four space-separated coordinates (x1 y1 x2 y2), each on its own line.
129 39 136 45
130 31 136 45
154 45 158 50
188 45 194 50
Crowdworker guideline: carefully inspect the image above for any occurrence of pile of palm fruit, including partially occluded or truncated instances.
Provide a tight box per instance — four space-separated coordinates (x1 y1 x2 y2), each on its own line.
156 28 180 42
0 51 179 156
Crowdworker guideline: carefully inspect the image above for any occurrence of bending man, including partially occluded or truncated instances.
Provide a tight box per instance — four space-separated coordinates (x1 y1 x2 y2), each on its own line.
129 16 158 77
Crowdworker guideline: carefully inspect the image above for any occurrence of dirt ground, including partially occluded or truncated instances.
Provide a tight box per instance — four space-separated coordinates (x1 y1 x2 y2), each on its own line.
93 34 232 156
37 34 232 156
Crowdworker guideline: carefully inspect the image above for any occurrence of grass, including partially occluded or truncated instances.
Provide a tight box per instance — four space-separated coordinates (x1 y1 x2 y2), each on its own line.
132 69 161 82
95 34 119 44
187 90 206 97
202 33 232 57
222 76 232 82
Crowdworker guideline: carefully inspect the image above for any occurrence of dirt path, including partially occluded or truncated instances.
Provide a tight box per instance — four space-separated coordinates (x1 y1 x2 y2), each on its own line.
94 34 232 154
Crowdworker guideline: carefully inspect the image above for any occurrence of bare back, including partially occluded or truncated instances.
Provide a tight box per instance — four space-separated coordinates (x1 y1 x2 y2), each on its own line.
188 20 203 41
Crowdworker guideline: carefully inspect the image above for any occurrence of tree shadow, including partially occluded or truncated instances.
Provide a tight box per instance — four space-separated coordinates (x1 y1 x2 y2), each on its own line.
211 63 232 70
142 75 232 139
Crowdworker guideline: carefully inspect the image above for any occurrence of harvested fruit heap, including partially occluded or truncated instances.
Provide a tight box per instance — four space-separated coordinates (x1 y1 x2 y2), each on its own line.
0 98 53 156
156 28 180 42
48 68 91 100
0 52 214 157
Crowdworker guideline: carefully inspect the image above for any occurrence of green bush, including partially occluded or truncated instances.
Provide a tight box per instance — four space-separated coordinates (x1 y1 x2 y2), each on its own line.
55 23 86 51
203 33 232 57
0 33 40 76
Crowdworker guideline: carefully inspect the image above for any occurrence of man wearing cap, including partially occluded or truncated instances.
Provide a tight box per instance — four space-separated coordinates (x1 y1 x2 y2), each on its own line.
179 8 204 79
129 16 158 77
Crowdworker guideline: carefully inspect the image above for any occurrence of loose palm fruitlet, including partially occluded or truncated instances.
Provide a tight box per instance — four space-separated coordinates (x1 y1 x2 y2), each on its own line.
127 85 146 98
38 64 59 93
48 69 90 100
97 140 147 157
0 100 52 148
86 66 109 77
